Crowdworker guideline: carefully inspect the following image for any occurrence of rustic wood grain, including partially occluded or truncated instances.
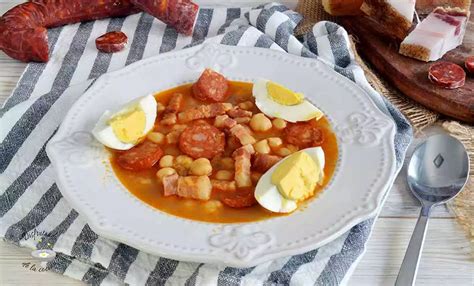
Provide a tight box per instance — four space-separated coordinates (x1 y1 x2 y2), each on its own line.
340 7 474 123
0 1 472 286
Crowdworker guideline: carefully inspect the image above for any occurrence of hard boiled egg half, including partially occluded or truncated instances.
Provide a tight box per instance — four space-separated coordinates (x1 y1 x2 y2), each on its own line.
255 147 325 213
253 79 323 123
92 94 157 150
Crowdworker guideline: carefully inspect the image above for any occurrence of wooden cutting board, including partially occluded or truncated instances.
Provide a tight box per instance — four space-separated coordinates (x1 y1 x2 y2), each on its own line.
340 7 474 123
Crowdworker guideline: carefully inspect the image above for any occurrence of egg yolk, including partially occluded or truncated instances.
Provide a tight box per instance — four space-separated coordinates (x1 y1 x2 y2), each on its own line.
271 151 320 201
109 107 146 144
266 81 304 106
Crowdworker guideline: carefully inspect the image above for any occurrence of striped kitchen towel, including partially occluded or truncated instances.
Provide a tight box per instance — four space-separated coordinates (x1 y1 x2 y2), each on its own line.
0 2 412 285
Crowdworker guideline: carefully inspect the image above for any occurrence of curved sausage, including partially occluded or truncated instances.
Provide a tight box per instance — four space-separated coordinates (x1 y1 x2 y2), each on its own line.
131 0 198 35
465 56 474 74
428 62 466 89
0 0 139 62
192 69 229 102
117 140 164 171
179 124 225 159
96 31 128 53
283 122 324 148
0 0 199 62
220 188 257 208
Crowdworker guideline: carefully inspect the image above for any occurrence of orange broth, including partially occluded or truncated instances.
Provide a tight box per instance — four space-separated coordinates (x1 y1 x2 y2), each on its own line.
110 81 338 223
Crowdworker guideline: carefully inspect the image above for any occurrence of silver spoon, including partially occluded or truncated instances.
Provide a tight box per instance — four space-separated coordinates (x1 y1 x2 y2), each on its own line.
395 134 469 286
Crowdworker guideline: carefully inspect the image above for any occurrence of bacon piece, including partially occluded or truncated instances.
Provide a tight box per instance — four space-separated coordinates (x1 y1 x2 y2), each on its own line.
161 93 184 125
211 180 237 192
177 176 212 200
178 103 233 123
229 124 256 145
214 114 237 129
162 173 179 196
233 145 255 188
227 107 253 118
252 154 282 173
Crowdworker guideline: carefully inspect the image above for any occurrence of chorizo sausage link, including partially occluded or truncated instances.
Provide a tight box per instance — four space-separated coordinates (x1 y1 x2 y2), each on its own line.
0 0 138 62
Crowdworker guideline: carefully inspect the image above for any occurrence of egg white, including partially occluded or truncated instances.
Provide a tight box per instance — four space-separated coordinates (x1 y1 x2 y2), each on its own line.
254 147 325 213
92 94 157 150
253 79 324 123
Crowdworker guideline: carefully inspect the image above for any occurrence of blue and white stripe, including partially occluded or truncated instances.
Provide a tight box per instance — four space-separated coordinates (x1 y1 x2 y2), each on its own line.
0 2 412 285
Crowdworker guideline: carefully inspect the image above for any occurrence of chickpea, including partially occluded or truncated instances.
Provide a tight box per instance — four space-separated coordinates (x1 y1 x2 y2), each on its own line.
215 170 234 181
286 144 299 153
159 155 174 168
275 147 293 157
175 155 194 169
250 113 272 132
157 102 165 113
214 115 229 128
189 158 212 176
238 101 254 110
172 124 187 131
220 157 235 170
147 132 165 144
204 200 223 213
272 118 287 130
267 137 283 148
156 167 176 183
254 139 270 154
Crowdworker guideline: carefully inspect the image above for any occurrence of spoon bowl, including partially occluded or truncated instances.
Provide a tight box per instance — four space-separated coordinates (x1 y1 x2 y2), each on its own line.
396 134 469 286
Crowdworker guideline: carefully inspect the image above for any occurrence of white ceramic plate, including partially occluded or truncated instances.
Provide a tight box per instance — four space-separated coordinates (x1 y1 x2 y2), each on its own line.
46 44 396 267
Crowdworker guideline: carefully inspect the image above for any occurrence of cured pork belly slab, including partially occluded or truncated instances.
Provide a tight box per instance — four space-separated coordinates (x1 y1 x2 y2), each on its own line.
361 0 416 39
399 7 469 61
416 0 471 14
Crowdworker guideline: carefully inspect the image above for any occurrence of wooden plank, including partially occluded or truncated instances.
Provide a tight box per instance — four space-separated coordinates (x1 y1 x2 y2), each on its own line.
340 6 474 123
351 218 474 285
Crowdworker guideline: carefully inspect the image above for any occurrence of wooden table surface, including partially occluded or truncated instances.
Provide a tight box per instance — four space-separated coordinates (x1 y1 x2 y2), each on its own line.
0 1 472 285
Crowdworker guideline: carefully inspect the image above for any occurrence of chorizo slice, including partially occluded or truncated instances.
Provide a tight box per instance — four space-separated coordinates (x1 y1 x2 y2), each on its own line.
220 188 257 208
117 141 164 171
283 122 323 148
161 93 184 125
178 103 233 123
428 61 466 89
465 56 474 74
179 124 225 159
131 0 198 35
96 31 128 53
192 69 229 102
252 154 282 173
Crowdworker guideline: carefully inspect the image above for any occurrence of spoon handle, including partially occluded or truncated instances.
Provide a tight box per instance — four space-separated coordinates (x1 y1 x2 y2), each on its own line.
395 206 431 286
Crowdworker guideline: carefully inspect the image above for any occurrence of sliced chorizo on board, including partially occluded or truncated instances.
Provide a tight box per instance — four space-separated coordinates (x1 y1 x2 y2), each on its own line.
465 56 474 74
428 62 466 89
96 31 128 53
131 0 198 35
179 124 225 159
192 69 229 102
117 141 164 171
